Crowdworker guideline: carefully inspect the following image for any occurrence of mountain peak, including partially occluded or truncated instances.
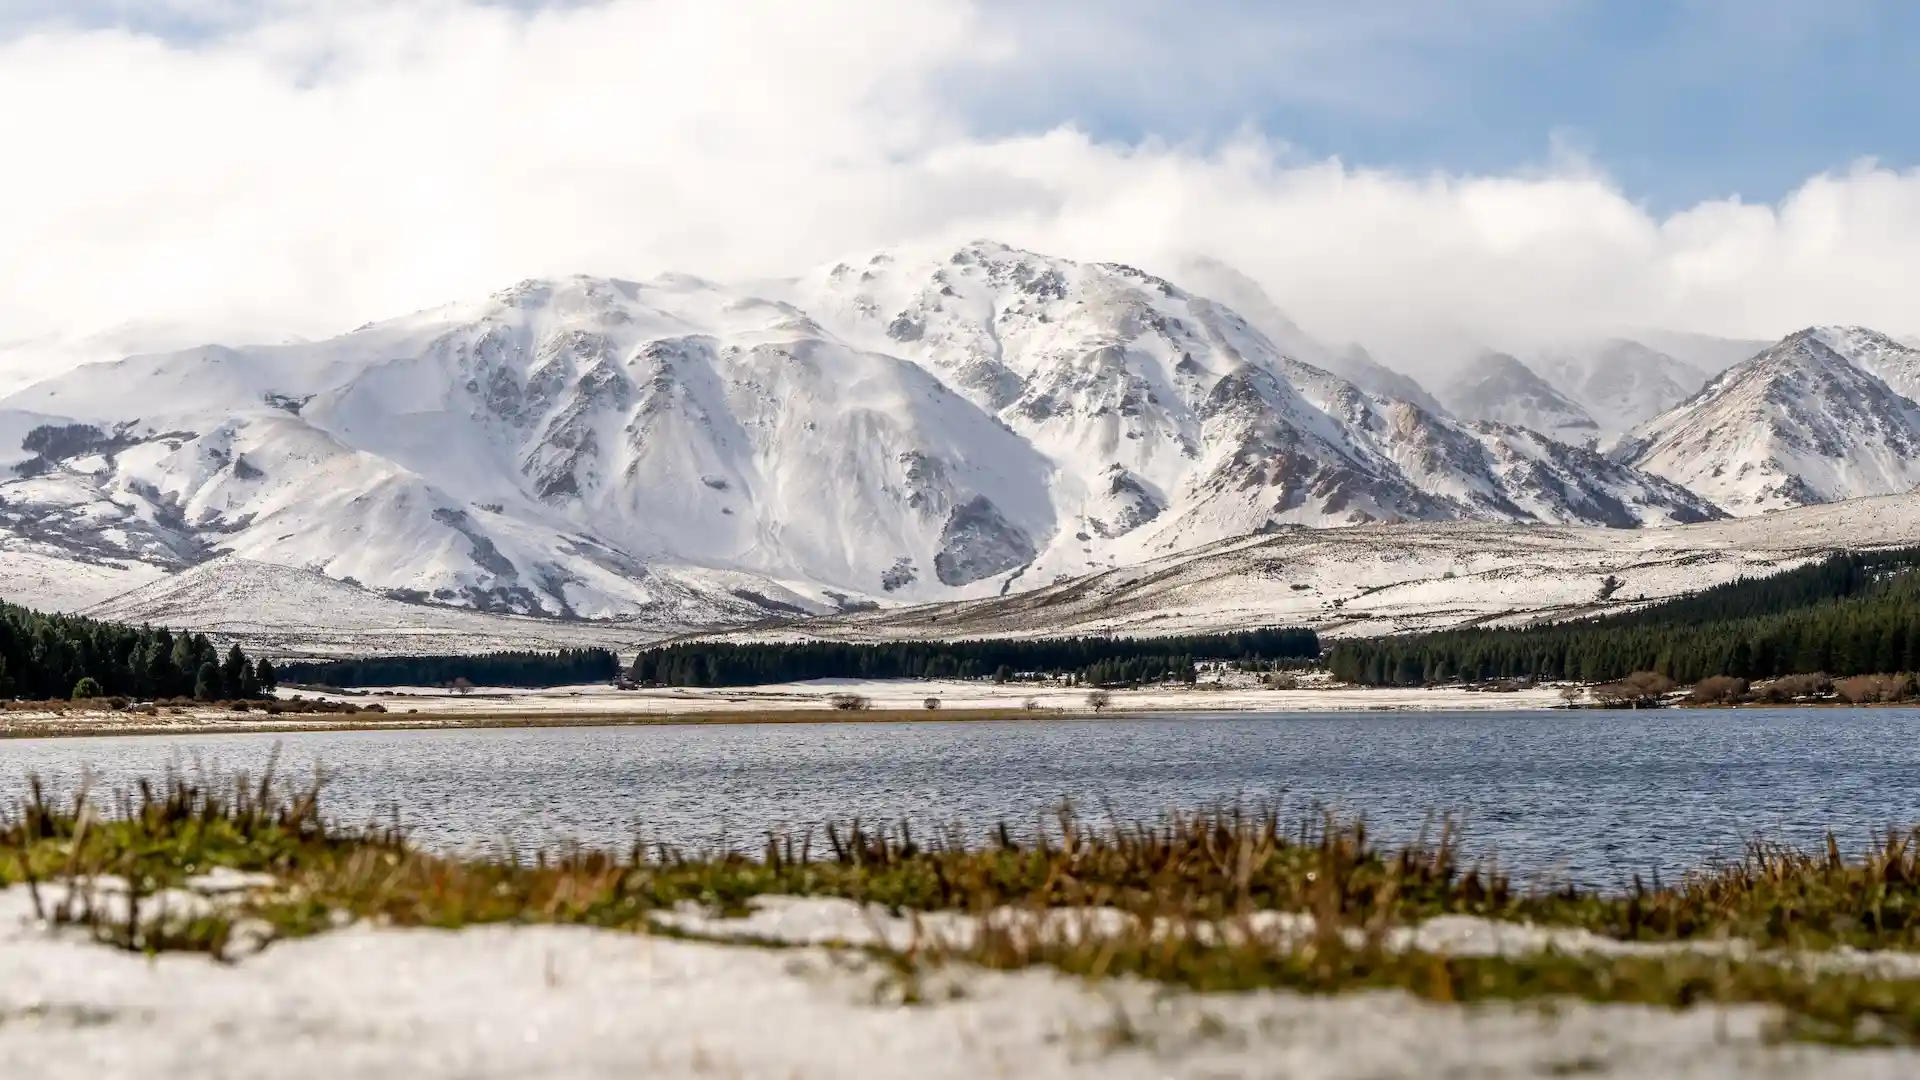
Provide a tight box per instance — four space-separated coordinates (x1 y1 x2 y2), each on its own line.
1622 327 1920 515
1440 351 1600 447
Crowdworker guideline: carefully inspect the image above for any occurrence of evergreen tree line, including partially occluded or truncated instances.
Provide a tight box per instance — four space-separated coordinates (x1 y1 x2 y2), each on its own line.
1327 552 1920 687
1077 655 1198 688
0 599 275 701
278 649 621 689
1598 547 1920 627
628 628 1316 688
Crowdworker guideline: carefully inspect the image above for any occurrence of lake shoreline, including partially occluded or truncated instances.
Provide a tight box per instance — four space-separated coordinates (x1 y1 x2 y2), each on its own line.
0 677 1590 739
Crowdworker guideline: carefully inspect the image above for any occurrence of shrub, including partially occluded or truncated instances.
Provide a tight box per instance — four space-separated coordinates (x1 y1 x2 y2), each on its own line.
1753 672 1831 703
923 697 941 711
1265 673 1299 690
1086 690 1113 712
70 677 103 700
826 693 871 711
1835 673 1918 705
1688 675 1750 705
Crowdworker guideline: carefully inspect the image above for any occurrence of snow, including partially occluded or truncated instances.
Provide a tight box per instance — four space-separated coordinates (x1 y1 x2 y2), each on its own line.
659 895 1920 981
0 886 1912 1077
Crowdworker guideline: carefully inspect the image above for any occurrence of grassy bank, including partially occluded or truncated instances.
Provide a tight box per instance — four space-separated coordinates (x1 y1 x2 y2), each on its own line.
7 773 1920 1045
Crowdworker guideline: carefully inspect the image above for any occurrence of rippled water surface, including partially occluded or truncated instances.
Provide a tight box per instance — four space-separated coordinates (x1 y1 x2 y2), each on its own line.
2 709 1917 885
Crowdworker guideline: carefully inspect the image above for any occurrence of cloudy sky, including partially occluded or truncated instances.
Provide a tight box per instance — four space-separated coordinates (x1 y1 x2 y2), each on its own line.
2 0 1917 380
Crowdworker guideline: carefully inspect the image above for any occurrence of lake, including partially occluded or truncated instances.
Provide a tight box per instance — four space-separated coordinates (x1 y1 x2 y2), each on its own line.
1 709 1915 886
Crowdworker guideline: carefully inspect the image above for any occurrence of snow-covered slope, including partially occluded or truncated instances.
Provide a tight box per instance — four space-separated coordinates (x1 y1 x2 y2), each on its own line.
1438 352 1602 447
79 558 676 659
716 489 1920 643
1 243 1726 632
1619 329 1920 514
1811 326 1920 403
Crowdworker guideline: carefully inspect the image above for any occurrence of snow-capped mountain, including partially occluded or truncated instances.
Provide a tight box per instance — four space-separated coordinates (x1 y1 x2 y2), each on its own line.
1618 328 1920 514
1531 339 1709 440
1 242 1722 629
1438 351 1602 448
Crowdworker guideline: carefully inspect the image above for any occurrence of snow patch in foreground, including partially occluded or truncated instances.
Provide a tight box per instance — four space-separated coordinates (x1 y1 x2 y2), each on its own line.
0 887 1914 1078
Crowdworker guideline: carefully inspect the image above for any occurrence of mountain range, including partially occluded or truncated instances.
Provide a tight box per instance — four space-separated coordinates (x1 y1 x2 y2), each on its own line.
3 241 1918 638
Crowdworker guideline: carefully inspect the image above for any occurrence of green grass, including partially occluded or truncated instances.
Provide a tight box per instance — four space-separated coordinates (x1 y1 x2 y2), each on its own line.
8 770 1920 1045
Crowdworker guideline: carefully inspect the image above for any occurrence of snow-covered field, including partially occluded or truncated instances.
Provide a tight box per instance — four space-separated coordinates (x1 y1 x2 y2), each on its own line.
299 676 1572 716
1 886 1912 1078
0 677 1573 737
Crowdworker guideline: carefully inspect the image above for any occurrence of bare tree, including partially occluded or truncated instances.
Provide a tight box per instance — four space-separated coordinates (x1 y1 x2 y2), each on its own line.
826 693 872 711
1687 675 1749 705
923 697 942 711
1593 671 1676 709
1086 689 1113 713
451 676 474 696
1835 673 1917 705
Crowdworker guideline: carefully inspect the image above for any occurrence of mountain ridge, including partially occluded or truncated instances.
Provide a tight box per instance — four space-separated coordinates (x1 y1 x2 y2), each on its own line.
5 244 1910 638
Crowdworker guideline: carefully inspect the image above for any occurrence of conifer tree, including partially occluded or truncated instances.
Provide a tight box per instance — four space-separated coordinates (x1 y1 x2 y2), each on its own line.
194 662 220 702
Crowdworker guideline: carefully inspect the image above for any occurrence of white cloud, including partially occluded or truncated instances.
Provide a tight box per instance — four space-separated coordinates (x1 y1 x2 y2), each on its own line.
1 0 1918 388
